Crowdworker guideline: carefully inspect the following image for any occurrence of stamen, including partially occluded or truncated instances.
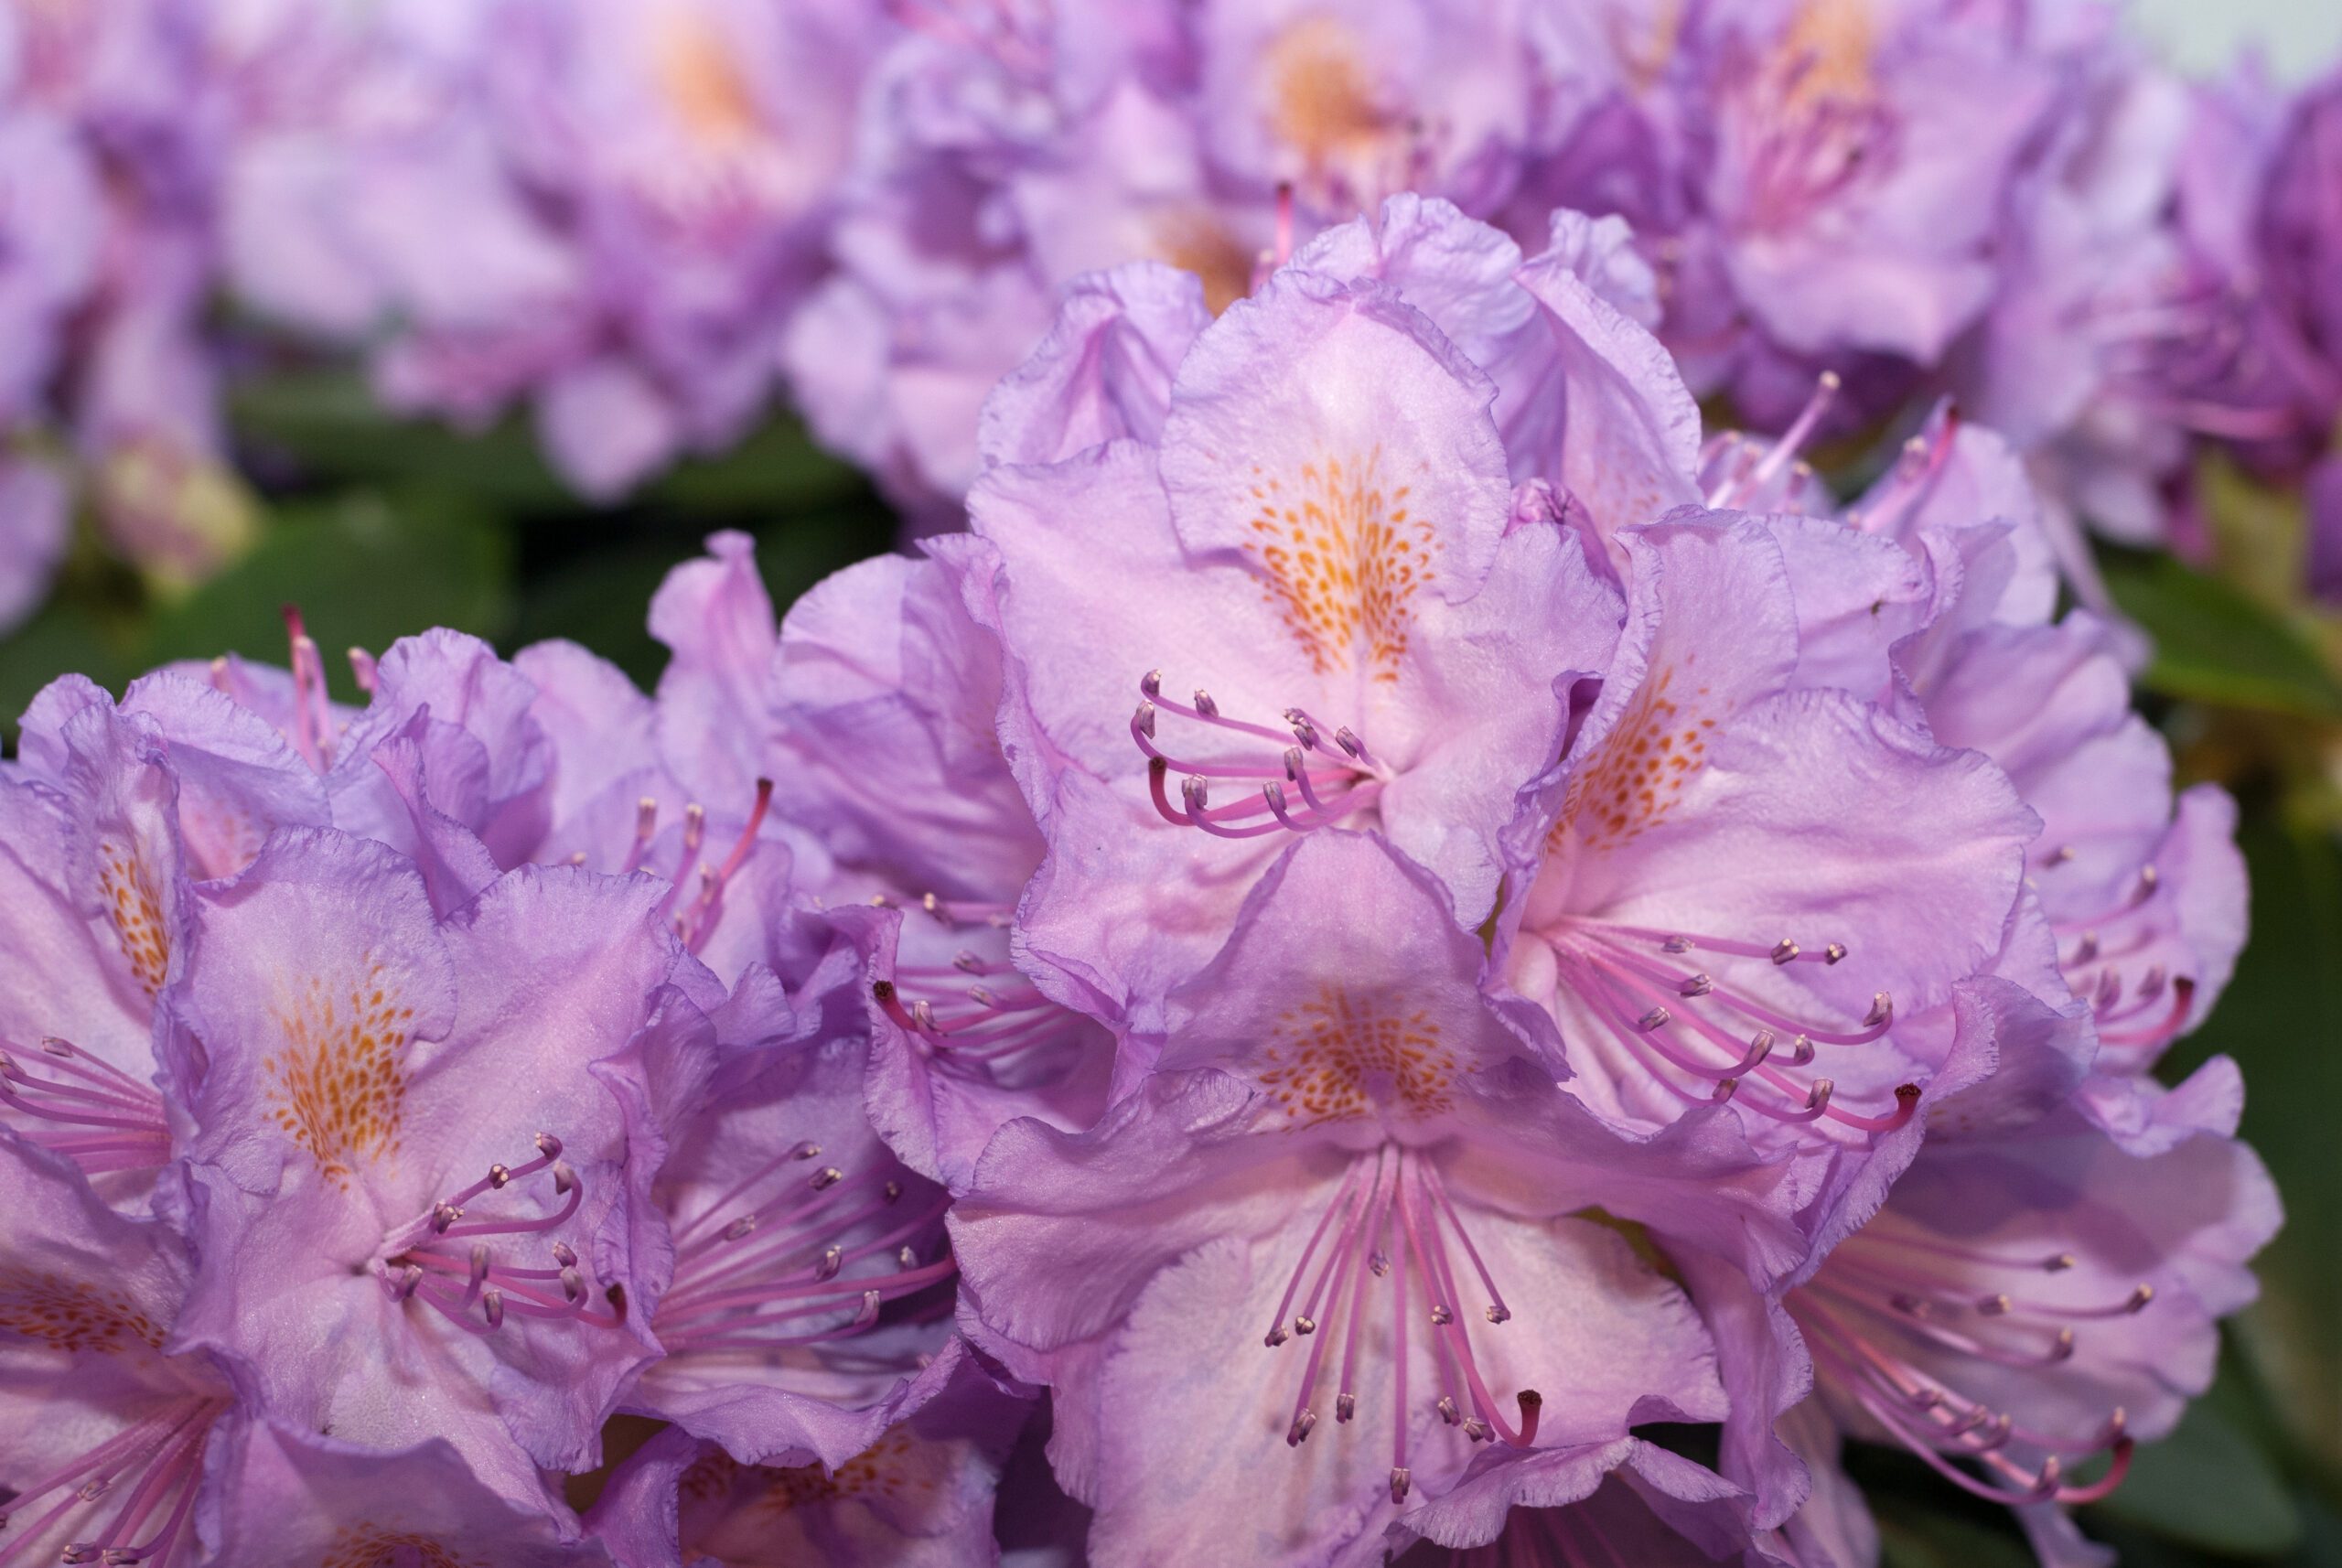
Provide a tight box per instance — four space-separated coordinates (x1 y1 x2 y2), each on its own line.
0 1039 172 1177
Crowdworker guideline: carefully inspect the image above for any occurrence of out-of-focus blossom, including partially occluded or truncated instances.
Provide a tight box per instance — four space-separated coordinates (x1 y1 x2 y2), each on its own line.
786 0 1606 514
1960 53 2341 547
0 455 70 635
222 0 889 499
1387 1438 1781 1565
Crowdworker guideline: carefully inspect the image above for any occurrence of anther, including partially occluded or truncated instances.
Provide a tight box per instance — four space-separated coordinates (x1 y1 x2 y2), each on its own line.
2126 1284 2154 1313
1712 1078 1739 1103
1334 727 1365 758
1294 1315 1316 1336
1823 943 1847 964
815 1247 844 1282
723 1217 757 1241
1287 1411 1316 1446
533 1132 564 1159
552 1162 577 1196
884 1181 904 1203
1436 1395 1461 1425
1679 972 1714 997
431 1203 463 1233
1369 1251 1391 1278
897 1247 918 1268
1141 670 1164 698
1429 1304 1454 1326
1863 993 1893 1027
551 1241 576 1268
1485 1304 1510 1325
1264 1326 1290 1348
1977 1294 2012 1316
1789 1034 1816 1065
1335 1392 1357 1423
1462 1418 1493 1443
483 1291 505 1328
392 1264 424 1302
561 1268 586 1302
2047 1252 2077 1272
1661 936 1694 954
78 1477 113 1502
1638 1006 1671 1031
488 1164 511 1188
793 1142 821 1160
1193 689 1219 717
1389 1468 1412 1504
853 1290 883 1327
1133 701 1156 738
811 1166 844 1191
1771 939 1799 963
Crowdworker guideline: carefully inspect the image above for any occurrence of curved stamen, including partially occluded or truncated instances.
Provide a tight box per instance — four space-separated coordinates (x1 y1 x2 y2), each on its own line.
379 1134 615 1332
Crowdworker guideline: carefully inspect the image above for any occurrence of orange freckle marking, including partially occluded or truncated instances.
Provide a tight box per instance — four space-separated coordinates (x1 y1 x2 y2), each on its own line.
320 1525 483 1568
98 838 170 997
0 1268 167 1354
1553 666 1720 853
1253 984 1458 1127
263 960 414 1188
1242 446 1437 682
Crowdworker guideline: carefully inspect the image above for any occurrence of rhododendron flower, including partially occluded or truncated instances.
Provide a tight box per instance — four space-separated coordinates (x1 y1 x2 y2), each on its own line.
589 1355 1024 1568
951 833 1798 1566
786 0 1602 513
962 260 1623 1011
1386 1437 1780 1566
1501 516 2036 1144
163 831 721 1504
622 951 964 1470
0 1137 232 1568
225 0 887 498
1779 1074 2278 1554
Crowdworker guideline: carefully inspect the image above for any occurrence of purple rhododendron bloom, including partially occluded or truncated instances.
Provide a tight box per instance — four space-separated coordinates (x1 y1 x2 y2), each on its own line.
162 830 721 1504
589 1356 1023 1568
962 253 1623 1013
1501 514 2034 1144
225 0 887 499
0 1136 232 1567
785 0 1604 514
951 832 1797 1566
1782 1076 2278 1552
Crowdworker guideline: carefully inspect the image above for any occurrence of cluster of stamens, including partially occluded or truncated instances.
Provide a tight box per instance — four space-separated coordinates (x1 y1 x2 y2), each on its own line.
1793 1215 2147 1507
0 1037 172 1178
0 1395 227 1566
2038 857 2197 1058
1553 920 1918 1133
1724 41 1893 234
378 1133 618 1335
573 779 774 954
1261 1145 1542 1506
1133 671 1390 840
654 1140 953 1357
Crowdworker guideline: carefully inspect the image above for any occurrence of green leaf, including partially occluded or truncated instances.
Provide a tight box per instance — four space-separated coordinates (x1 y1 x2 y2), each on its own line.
0 597 134 748
2160 821 2342 1487
641 418 865 513
1877 1504 2036 1568
2092 1397 2302 1555
2100 552 2342 718
230 370 574 515
144 488 515 704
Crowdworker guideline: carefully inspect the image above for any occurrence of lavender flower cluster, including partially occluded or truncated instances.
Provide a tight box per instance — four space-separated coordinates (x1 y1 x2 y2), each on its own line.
0 197 2277 1567
5 0 2341 628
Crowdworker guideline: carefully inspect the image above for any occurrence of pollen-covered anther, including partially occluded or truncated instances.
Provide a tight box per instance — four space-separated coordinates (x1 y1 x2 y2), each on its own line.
1286 1410 1317 1446
1335 1391 1357 1423
1388 1468 1412 1504
1679 972 1714 997
1771 939 1800 963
